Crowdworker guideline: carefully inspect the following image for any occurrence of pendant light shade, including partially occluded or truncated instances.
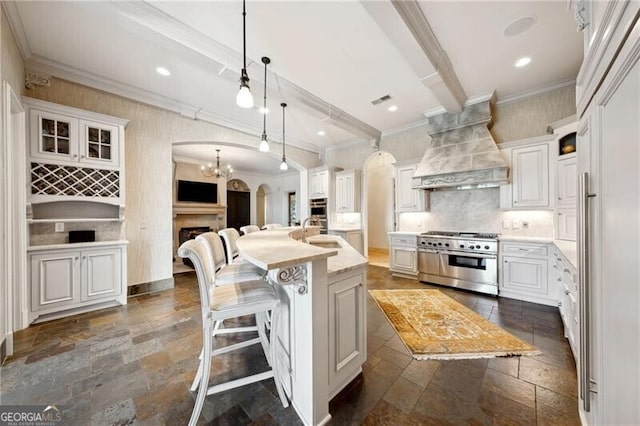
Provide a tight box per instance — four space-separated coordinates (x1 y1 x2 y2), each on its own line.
236 0 253 109
259 56 271 152
280 102 288 171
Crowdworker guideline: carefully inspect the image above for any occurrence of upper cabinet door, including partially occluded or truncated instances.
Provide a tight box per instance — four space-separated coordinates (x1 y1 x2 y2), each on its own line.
30 109 79 162
395 164 426 212
79 120 120 168
335 171 360 212
558 156 577 206
310 170 329 199
511 144 549 208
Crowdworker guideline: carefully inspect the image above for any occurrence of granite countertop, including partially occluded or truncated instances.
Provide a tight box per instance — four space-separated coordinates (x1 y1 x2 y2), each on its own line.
388 231 422 236
306 235 368 277
27 240 129 251
499 235 554 243
236 227 339 270
552 240 578 269
328 227 362 232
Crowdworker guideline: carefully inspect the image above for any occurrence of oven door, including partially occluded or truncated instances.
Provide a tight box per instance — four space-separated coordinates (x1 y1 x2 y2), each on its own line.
439 250 497 285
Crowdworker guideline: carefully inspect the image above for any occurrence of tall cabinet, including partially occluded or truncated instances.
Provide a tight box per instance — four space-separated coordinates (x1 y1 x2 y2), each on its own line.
575 2 640 424
24 98 128 324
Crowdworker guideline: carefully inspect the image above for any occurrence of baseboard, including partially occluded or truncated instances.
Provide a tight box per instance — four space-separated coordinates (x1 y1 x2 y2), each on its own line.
127 277 174 297
1 337 6 365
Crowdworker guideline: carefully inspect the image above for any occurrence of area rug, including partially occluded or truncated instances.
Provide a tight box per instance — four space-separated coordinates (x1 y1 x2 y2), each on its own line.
369 289 540 360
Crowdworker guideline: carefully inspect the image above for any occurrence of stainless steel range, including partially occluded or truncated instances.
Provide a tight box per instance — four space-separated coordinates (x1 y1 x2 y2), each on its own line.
417 231 499 295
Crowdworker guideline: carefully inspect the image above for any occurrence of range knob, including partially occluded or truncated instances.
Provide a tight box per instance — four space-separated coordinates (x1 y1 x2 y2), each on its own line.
484 245 490 250
460 244 464 248
475 245 481 249
445 243 450 247
438 242 443 246
427 242 432 245
469 245 475 249
421 241 426 245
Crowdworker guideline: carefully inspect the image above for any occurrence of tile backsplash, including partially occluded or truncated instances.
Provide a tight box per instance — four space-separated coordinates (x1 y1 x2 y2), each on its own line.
398 187 554 238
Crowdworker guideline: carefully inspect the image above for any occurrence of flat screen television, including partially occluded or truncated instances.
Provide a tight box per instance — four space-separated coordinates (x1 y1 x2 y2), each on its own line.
177 180 218 204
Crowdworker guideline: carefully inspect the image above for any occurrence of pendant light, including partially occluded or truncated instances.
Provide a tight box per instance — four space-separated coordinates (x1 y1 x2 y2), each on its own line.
259 56 271 152
236 0 253 108
280 103 288 171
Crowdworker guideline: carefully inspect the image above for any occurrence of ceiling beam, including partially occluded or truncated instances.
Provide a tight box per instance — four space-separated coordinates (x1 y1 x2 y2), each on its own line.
363 0 467 113
104 1 381 144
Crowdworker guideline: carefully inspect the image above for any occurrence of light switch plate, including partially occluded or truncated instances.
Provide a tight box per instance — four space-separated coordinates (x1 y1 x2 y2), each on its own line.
512 220 522 229
55 222 64 232
502 220 511 229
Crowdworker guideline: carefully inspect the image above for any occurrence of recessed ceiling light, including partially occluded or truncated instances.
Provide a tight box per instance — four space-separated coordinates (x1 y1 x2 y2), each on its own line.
259 107 269 114
504 16 537 37
155 66 171 76
388 105 398 112
317 130 326 136
514 57 532 68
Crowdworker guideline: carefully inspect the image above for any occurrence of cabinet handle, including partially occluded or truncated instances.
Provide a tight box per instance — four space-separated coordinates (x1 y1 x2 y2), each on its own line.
565 290 570 295
559 197 563 200
74 256 79 262
564 268 571 273
73 154 78 158
82 256 87 260
558 212 563 216
80 155 85 159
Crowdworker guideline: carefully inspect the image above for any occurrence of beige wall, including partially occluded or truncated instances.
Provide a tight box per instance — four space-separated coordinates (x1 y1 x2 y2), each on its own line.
27 78 320 286
492 85 576 143
365 152 395 249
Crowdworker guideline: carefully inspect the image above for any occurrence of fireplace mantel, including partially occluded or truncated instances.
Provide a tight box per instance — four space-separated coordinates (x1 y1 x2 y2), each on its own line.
172 203 227 216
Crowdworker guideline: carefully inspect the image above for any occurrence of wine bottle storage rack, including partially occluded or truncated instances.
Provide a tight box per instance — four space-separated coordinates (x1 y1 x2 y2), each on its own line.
30 162 120 198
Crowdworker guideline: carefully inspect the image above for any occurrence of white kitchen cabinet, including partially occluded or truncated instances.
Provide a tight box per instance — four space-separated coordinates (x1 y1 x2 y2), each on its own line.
557 208 577 241
328 229 363 255
388 233 418 277
552 248 578 359
310 169 330 199
395 164 426 212
335 170 361 212
511 144 549 208
28 242 127 323
328 271 366 397
499 241 555 306
29 104 123 170
557 156 577 207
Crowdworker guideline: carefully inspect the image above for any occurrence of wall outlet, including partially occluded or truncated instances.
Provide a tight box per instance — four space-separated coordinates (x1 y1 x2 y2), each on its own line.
140 220 147 229
512 220 522 230
502 219 511 229
522 220 529 229
54 222 64 232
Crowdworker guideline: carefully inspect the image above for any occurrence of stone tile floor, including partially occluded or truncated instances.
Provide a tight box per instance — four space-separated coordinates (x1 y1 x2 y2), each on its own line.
1 266 580 425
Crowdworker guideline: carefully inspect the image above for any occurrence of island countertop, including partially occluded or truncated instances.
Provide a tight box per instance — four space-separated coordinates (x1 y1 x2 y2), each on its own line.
236 227 338 270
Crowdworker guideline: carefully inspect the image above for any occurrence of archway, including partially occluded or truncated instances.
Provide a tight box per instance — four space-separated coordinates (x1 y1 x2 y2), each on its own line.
363 151 396 267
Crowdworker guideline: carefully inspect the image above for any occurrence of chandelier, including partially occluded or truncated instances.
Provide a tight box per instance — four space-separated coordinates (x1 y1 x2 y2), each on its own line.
201 149 233 178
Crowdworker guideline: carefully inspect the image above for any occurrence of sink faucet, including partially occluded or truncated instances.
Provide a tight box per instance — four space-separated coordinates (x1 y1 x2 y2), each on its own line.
302 217 311 243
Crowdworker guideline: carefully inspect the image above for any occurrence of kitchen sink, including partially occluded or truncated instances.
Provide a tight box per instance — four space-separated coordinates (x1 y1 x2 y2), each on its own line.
308 241 341 249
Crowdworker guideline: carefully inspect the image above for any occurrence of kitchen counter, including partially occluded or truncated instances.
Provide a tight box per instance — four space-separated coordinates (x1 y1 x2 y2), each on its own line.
388 231 422 235
499 235 577 269
236 226 367 425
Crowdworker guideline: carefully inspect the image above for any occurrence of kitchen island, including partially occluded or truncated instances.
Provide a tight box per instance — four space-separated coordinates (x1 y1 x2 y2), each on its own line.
236 228 368 426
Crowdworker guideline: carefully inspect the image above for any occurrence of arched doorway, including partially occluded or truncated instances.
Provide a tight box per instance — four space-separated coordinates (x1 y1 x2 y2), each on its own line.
364 151 396 267
227 179 250 231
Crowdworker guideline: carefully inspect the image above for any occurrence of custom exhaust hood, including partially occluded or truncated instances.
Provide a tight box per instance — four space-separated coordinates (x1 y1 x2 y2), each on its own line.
413 100 509 190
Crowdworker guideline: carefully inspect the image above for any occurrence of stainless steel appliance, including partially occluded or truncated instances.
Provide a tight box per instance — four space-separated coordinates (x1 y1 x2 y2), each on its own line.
309 198 328 234
417 231 499 295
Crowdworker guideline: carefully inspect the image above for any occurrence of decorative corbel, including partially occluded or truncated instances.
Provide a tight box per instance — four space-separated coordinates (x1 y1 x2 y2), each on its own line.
25 71 51 90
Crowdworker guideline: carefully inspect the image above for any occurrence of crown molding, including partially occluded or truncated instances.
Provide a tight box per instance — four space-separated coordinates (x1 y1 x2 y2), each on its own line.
25 57 324 155
495 79 576 105
1 2 31 59
423 91 496 118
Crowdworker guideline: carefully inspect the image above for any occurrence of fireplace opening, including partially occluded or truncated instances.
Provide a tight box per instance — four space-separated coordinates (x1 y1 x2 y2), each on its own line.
179 226 211 267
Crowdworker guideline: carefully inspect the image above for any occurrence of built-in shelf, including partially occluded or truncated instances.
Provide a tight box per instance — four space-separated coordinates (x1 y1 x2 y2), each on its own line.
28 217 124 224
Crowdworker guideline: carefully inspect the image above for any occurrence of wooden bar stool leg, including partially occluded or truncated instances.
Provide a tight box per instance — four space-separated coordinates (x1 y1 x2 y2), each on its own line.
189 322 213 426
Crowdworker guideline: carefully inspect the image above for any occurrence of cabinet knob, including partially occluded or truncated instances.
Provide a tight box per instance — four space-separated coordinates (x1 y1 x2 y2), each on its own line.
73 154 78 158
504 260 508 263
558 197 563 200
74 257 79 261
82 256 87 260
558 212 563 216
564 290 570 295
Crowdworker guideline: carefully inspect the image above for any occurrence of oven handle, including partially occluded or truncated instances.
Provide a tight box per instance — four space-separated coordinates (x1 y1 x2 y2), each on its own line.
439 250 497 260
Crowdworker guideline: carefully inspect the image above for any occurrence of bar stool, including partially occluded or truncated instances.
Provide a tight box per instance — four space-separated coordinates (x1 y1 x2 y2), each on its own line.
196 232 264 286
178 239 288 426
240 225 260 235
219 227 251 265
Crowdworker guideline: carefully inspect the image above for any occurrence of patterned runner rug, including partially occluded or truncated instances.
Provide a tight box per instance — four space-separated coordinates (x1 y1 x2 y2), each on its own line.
370 289 540 360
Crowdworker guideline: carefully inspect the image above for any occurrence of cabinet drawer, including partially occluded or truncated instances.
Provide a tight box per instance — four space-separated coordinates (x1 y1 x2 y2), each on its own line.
501 242 548 257
389 235 417 246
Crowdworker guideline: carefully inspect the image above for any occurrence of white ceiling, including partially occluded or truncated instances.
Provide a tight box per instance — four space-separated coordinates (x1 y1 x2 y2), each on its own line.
6 1 582 175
